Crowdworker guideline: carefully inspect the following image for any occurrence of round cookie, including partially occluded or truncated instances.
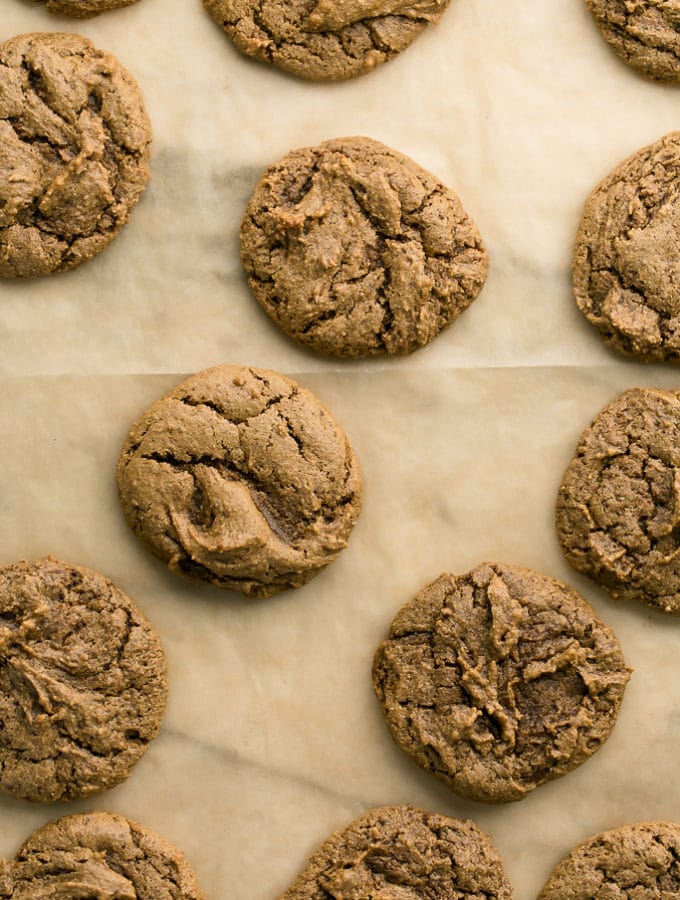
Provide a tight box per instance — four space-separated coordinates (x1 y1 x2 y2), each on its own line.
0 811 204 898
538 822 680 899
116 365 363 597
585 0 680 83
0 32 151 278
573 132 680 362
279 805 512 899
0 557 167 803
372 562 630 804
557 387 680 614
241 136 488 358
202 0 452 81
32 0 140 16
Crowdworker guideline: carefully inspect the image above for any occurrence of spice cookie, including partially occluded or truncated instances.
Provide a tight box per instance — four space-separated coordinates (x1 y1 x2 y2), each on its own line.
538 822 680 899
372 563 630 804
556 387 680 614
0 32 151 278
279 805 512 899
116 365 363 597
0 557 167 803
241 136 488 358
0 812 205 898
32 0 140 16
202 0 452 81
573 132 680 362
585 0 680 83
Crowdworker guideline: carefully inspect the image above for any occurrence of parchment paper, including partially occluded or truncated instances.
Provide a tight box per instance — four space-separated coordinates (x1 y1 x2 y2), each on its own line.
2 1 680 897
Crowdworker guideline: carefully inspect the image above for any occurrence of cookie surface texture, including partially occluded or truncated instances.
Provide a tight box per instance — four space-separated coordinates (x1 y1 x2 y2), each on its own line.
573 131 680 361
0 557 167 802
34 0 140 15
538 821 680 899
241 136 488 358
585 0 680 82
372 562 630 803
0 812 205 899
202 0 451 81
557 387 680 613
117 365 363 597
0 32 151 278
279 805 512 899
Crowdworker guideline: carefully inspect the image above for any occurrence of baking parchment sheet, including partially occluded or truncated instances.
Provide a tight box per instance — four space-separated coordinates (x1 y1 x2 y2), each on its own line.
2 1 680 897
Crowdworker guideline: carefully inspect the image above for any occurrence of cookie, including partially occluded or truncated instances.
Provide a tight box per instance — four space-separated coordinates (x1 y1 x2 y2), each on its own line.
279 805 512 899
0 557 167 802
538 822 680 899
585 1 680 83
241 136 488 358
32 0 141 16
573 132 680 362
202 0 452 81
0 32 151 278
0 811 205 898
556 387 680 614
372 562 630 804
116 365 363 597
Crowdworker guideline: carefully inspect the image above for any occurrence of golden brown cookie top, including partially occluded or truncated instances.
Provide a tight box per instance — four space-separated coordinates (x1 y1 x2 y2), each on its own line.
33 0 141 16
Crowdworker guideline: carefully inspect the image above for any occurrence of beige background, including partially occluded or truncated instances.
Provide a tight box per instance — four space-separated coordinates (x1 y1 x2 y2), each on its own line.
2 1 680 897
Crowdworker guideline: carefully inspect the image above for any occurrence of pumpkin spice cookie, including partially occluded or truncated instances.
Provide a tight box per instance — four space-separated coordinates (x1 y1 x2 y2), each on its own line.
0 32 151 278
373 563 630 804
0 812 205 898
557 387 680 614
202 0 452 81
241 136 488 358
0 557 167 803
31 0 141 16
585 0 680 83
116 365 363 598
538 822 680 899
573 132 680 362
279 805 512 899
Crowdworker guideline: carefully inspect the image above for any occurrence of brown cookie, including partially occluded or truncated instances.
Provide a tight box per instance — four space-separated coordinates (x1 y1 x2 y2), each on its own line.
585 1 680 83
116 365 363 598
32 0 141 16
202 0 452 81
573 132 680 362
241 136 488 358
279 805 512 899
372 563 630 804
0 811 205 898
0 32 151 278
538 822 680 899
0 557 167 803
556 387 680 614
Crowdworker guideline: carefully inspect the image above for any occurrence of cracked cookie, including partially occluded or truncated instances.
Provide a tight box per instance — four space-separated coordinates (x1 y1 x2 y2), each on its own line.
31 0 141 16
372 562 630 804
573 132 680 361
557 387 680 614
241 136 488 358
279 805 512 899
116 365 363 597
0 32 151 278
585 0 680 82
0 811 205 898
538 822 680 899
202 0 452 81
0 557 167 803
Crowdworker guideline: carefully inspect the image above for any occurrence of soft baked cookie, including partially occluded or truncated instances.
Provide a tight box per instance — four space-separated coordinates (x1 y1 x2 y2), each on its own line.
573 132 680 361
0 557 167 802
0 32 151 278
279 805 512 899
202 0 452 81
32 0 140 16
0 812 205 898
585 0 680 82
241 136 488 358
117 365 363 597
538 822 680 899
557 387 680 614
373 563 630 803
